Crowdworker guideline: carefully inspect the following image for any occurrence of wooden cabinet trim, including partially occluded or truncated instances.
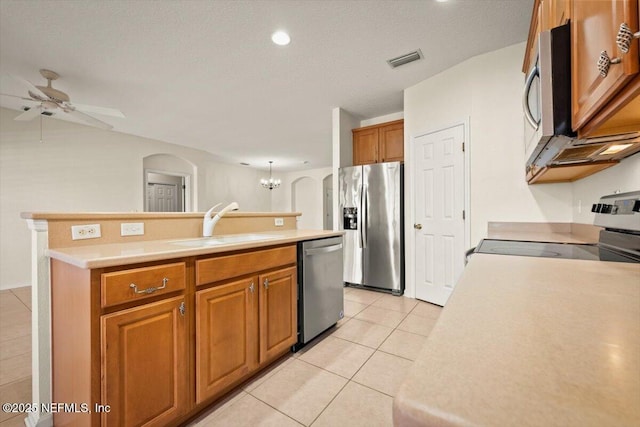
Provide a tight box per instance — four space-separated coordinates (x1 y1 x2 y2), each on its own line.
571 0 639 130
352 119 404 165
101 262 186 308
196 245 296 286
101 295 188 426
259 266 298 364
195 277 258 403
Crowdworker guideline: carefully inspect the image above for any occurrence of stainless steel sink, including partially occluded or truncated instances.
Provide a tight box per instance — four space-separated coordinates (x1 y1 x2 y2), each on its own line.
171 234 280 247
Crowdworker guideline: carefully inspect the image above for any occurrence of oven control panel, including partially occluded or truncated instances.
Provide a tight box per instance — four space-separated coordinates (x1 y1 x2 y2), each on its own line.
593 191 640 232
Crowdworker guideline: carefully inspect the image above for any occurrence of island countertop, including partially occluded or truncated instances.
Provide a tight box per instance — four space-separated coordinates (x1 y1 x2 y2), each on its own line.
46 229 343 269
393 254 640 426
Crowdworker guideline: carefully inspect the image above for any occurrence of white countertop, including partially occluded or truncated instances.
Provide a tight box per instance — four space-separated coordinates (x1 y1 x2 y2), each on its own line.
46 229 343 269
393 254 640 426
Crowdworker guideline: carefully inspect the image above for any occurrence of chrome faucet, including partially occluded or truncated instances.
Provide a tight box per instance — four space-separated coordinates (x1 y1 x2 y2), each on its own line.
203 202 239 237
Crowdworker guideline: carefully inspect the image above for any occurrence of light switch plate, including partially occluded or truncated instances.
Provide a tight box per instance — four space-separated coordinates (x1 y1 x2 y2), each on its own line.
71 224 101 240
274 218 284 227
121 222 144 236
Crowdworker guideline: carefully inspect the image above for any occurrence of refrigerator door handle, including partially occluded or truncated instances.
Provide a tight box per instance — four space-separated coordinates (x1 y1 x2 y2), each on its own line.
362 184 367 249
358 185 364 248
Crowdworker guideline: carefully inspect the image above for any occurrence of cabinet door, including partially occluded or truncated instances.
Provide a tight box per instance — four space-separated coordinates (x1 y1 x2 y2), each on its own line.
572 0 639 130
195 277 258 403
101 296 188 427
259 266 297 364
353 128 379 165
379 121 404 162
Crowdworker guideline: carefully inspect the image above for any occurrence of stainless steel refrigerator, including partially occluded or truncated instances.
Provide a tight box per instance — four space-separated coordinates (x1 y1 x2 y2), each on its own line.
339 161 404 295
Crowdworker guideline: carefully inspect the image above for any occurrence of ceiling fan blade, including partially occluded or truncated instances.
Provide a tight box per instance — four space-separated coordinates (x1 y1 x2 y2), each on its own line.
66 109 113 130
9 75 49 99
71 103 125 118
14 106 43 121
0 93 35 102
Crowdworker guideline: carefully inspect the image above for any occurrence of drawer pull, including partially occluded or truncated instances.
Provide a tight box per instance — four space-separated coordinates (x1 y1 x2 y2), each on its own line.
597 51 621 77
617 23 640 54
129 277 168 294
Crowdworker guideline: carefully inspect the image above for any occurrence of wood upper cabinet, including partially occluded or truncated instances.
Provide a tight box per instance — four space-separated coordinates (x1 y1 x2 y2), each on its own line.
353 119 404 165
572 0 639 133
101 296 188 427
353 127 379 165
523 0 571 73
195 276 258 403
259 266 297 364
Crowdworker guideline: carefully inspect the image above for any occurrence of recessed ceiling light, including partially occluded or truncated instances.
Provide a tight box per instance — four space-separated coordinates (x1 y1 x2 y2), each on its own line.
271 31 291 46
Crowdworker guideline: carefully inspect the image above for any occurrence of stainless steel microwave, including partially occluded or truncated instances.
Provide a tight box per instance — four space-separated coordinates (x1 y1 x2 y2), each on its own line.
523 23 575 165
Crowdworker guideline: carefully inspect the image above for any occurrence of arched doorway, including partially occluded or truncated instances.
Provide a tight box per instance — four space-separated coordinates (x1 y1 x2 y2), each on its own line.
143 153 196 212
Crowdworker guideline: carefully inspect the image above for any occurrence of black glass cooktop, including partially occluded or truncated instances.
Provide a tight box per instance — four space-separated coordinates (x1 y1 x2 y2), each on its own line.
475 239 639 263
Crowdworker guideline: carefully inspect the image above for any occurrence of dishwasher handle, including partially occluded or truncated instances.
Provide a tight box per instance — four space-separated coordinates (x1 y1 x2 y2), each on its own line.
305 243 343 256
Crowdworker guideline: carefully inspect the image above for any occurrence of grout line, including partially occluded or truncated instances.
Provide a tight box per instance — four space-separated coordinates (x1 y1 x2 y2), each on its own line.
8 288 31 312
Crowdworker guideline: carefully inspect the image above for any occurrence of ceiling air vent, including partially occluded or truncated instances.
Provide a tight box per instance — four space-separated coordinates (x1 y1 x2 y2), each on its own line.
387 49 423 68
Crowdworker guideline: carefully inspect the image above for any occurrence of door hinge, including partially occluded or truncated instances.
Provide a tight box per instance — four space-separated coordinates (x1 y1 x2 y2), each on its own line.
462 210 465 220
462 142 465 152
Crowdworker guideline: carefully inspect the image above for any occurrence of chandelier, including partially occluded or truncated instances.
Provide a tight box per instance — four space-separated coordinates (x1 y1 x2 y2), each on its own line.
260 161 281 190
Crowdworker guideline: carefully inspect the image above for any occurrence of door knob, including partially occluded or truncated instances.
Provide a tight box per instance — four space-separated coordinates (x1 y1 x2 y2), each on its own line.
414 223 423 230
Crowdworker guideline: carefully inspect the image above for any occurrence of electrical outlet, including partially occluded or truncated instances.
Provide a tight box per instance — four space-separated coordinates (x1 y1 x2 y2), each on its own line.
71 224 102 240
121 222 144 236
274 218 284 227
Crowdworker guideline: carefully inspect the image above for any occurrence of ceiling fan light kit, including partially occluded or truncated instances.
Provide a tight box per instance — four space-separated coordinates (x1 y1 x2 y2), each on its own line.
1 68 125 131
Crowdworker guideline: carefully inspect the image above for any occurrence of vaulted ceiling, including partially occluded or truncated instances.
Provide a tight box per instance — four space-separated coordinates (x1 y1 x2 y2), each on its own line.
0 0 531 171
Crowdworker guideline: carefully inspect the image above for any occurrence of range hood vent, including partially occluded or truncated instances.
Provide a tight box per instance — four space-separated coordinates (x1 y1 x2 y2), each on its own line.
387 49 423 68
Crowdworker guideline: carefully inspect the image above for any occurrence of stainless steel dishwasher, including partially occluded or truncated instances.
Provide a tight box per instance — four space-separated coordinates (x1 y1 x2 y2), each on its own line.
294 236 344 351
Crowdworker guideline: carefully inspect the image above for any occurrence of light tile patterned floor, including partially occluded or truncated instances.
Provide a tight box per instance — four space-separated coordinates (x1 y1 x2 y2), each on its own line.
0 287 32 427
189 287 443 426
0 286 444 427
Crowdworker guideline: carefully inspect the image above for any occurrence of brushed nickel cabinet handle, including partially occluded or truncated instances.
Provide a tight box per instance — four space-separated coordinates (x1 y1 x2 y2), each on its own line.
249 282 255 293
129 277 168 294
179 301 185 317
264 279 269 289
597 51 622 77
617 23 640 54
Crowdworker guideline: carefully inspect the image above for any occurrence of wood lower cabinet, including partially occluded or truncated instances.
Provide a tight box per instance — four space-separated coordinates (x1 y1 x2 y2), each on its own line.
51 243 297 426
101 296 188 427
259 267 297 364
195 276 258 403
353 119 404 165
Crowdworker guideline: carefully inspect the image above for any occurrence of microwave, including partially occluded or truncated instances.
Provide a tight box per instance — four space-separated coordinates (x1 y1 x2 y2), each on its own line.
523 23 575 165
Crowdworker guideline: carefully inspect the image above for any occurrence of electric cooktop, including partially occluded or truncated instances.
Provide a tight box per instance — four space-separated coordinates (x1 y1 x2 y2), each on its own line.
475 239 639 263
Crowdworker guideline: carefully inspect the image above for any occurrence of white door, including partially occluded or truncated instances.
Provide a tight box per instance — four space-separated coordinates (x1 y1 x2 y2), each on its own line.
414 124 466 306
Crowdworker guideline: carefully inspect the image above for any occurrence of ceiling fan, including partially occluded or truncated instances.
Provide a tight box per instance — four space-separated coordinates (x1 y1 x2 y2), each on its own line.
0 69 124 130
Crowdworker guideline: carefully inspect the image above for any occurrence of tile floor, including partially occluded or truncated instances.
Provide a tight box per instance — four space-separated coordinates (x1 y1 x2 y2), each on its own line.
0 286 443 427
189 287 443 426
0 287 32 427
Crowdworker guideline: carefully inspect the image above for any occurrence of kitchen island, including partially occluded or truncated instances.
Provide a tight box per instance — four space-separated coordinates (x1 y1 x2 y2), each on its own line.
393 253 640 426
21 211 342 427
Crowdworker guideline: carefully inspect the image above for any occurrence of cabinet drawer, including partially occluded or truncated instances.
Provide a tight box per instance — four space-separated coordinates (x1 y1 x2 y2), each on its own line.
101 262 186 308
196 245 296 285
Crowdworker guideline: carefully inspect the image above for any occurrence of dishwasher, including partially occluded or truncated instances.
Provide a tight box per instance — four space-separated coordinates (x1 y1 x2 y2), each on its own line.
294 236 344 351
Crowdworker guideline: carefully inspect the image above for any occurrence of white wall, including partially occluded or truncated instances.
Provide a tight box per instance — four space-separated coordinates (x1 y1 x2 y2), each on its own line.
0 108 271 289
403 42 574 297
360 111 404 127
271 166 333 230
572 155 640 224
332 108 360 231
